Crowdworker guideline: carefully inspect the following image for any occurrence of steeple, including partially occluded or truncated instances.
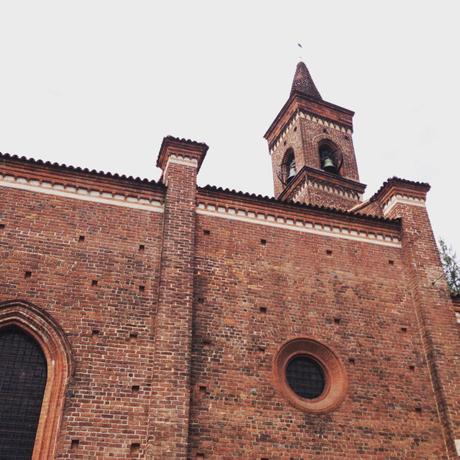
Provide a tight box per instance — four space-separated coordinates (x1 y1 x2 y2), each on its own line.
265 61 366 210
290 61 322 100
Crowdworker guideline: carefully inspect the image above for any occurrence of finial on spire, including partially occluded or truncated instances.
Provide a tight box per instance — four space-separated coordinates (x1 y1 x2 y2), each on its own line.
290 60 322 100
297 43 304 62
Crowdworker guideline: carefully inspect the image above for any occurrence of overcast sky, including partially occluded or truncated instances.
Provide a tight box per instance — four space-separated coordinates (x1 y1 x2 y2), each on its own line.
1 1 459 253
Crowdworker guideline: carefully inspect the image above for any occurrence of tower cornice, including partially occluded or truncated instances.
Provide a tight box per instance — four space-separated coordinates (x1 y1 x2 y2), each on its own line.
278 165 366 203
264 92 354 148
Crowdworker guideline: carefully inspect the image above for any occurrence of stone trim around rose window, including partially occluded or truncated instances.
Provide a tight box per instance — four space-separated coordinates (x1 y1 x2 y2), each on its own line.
273 337 348 414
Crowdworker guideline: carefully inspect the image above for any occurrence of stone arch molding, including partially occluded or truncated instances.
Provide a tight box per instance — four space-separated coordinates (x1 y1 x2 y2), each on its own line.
0 299 73 459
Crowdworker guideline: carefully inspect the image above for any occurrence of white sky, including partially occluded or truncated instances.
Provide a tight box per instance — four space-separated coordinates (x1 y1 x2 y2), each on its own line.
1 1 459 253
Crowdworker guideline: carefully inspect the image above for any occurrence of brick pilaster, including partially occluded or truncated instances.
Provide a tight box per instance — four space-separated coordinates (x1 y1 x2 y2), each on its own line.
147 137 208 459
379 180 460 459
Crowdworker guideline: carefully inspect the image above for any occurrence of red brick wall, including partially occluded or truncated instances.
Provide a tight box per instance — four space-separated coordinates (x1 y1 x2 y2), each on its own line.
1 155 459 459
189 211 447 459
148 158 199 459
384 198 460 458
0 182 164 459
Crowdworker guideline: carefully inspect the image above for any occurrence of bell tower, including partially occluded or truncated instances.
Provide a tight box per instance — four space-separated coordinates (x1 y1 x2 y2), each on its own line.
264 62 366 210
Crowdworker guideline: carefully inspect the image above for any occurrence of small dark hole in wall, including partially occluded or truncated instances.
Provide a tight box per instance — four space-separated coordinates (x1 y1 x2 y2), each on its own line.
91 329 100 336
401 326 407 332
70 439 79 450
260 239 267 245
326 249 333 255
197 298 204 304
294 126 297 132
334 317 341 324
389 260 394 265
129 332 138 339
415 407 422 413
199 385 207 393
283 140 287 146
258 345 266 352
91 280 98 286
24 271 32 278
139 244 145 252
202 338 212 346
0 223 5 229
130 443 141 453
78 235 85 242
259 306 267 314
409 365 415 371
348 357 355 365
131 385 140 393
139 285 145 292
344 135 349 140
203 229 210 235
323 128 328 133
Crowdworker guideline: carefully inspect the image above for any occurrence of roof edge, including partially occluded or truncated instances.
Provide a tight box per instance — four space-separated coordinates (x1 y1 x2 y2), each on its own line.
199 184 401 228
0 151 163 188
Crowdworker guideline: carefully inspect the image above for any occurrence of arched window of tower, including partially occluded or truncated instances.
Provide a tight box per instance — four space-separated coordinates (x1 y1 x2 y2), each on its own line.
282 148 296 184
319 141 342 175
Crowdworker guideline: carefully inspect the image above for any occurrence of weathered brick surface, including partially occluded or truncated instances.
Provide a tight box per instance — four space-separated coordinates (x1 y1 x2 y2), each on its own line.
1 62 459 459
293 185 359 210
382 193 460 458
189 210 447 459
0 180 163 458
147 158 199 459
1 145 459 459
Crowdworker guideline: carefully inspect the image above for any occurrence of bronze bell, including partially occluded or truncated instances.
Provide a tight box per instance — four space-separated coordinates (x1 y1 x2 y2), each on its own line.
287 160 297 183
322 157 337 173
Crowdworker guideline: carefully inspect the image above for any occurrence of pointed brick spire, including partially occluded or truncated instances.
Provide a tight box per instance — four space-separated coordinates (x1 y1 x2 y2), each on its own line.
290 61 322 100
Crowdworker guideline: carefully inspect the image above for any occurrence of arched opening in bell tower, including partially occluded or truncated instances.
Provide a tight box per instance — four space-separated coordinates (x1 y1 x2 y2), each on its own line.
318 141 342 175
283 148 297 184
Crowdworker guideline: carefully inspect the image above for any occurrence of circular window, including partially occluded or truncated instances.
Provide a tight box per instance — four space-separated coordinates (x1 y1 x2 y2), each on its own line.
273 337 347 413
286 355 325 399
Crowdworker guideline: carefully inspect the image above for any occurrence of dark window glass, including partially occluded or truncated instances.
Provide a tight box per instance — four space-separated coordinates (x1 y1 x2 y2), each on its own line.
0 326 47 460
286 355 325 399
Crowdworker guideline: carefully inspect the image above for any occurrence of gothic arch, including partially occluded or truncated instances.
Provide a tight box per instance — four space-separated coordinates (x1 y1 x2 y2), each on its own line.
281 147 296 184
312 134 347 176
0 300 73 459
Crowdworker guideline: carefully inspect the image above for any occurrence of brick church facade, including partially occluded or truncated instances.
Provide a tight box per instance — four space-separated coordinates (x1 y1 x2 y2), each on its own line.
1 62 460 459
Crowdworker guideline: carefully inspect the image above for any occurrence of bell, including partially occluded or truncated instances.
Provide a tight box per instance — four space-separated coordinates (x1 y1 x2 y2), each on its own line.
287 161 296 183
322 157 337 173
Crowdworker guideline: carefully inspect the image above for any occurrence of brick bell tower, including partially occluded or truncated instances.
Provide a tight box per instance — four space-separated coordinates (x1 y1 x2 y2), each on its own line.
264 61 366 210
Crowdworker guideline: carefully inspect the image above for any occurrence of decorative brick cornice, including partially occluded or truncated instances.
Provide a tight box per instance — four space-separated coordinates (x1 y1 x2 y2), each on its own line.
199 185 399 226
269 109 353 154
279 166 366 204
369 177 430 216
161 154 199 187
292 179 361 203
383 194 426 215
196 202 401 248
0 151 160 187
156 136 208 173
264 93 354 150
0 172 164 212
